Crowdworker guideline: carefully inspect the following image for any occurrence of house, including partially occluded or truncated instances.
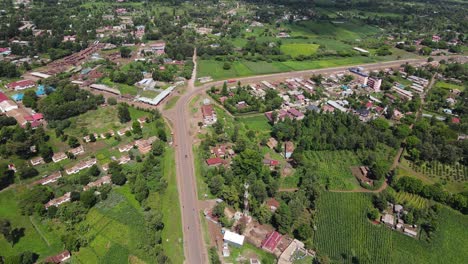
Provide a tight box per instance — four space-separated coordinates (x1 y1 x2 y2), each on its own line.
403 226 418 237
394 204 404 214
135 137 157 154
12 93 25 102
117 127 132 136
83 133 99 143
223 230 245 247
451 117 460 124
65 159 97 175
236 101 248 110
6 80 36 90
100 130 115 139
30 156 44 166
266 137 278 149
201 104 217 125
118 155 131 165
0 100 18 112
63 35 76 42
287 108 304 120
265 198 280 212
393 109 404 121
119 143 134 152
150 42 166 55
84 175 111 191
44 250 71 263
206 157 224 166
69 145 85 156
261 231 282 252
381 213 395 226
137 116 147 125
45 192 71 209
34 171 62 185
52 152 67 163
0 92 8 102
263 159 279 169
284 141 294 159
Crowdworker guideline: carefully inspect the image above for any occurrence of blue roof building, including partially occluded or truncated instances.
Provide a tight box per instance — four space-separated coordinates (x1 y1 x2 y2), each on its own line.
12 93 24 101
36 85 46 96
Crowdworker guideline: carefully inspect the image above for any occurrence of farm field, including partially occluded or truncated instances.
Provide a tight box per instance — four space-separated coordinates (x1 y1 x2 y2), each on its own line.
72 185 150 263
400 158 468 193
197 53 416 81
394 191 429 209
314 192 468 264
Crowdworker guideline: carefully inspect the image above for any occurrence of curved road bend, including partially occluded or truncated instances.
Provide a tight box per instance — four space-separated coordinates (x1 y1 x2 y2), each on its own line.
164 55 465 264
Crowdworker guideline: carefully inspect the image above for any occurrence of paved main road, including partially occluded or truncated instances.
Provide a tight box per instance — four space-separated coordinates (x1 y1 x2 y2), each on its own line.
163 55 464 264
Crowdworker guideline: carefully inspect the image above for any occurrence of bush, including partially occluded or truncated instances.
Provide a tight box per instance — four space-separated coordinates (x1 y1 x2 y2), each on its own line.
223 62 231 70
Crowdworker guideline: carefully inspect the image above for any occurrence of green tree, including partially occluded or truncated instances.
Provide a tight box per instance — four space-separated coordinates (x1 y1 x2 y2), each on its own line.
120 46 132 58
274 202 292 234
22 90 38 109
67 136 80 148
132 121 142 136
80 190 97 208
117 104 131 123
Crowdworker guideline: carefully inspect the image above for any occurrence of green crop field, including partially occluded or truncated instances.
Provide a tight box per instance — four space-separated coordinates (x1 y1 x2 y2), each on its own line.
280 43 320 57
0 188 64 259
314 192 468 264
395 192 429 209
72 185 149 263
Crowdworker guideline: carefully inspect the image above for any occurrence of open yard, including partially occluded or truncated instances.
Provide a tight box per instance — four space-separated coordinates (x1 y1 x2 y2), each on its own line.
314 192 468 264
435 81 465 91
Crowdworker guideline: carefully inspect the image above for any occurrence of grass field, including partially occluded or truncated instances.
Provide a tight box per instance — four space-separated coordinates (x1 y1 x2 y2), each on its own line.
394 191 429 209
314 192 468 264
238 114 272 133
280 43 320 57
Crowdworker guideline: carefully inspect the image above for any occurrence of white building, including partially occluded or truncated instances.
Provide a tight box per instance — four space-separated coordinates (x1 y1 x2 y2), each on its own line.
223 230 245 247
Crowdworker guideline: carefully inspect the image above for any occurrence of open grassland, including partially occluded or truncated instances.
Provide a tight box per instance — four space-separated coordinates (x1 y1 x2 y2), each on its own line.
303 150 361 190
0 188 64 260
314 192 468 264
435 81 465 91
163 95 180 110
280 44 320 57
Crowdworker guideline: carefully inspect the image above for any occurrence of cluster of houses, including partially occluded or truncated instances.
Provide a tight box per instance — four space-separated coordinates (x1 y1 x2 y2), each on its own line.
209 197 313 264
30 145 85 166
44 174 112 208
0 86 45 128
380 203 418 238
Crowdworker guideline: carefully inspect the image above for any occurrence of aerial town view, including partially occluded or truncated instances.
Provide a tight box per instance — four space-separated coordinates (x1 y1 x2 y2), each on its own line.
0 0 467 263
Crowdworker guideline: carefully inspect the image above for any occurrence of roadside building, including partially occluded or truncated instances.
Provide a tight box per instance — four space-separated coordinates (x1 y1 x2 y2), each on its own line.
223 230 245 247
202 104 217 125
206 157 224 166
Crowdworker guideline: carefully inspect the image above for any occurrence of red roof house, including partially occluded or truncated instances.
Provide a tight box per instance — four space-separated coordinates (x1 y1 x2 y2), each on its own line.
206 157 224 166
261 231 282 252
0 92 8 102
452 117 460 124
44 250 71 263
6 80 36 90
